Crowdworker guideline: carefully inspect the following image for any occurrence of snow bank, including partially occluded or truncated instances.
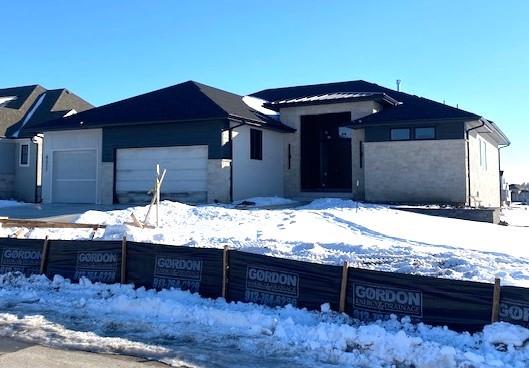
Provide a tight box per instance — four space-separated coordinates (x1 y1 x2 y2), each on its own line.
3 198 529 287
0 273 528 367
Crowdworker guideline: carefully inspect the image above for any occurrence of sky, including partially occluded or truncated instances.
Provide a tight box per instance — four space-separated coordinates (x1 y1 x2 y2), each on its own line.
2 1 528 183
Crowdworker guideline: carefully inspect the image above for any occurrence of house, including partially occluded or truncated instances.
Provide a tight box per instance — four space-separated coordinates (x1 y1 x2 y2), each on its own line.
510 184 529 203
0 85 93 202
31 80 509 208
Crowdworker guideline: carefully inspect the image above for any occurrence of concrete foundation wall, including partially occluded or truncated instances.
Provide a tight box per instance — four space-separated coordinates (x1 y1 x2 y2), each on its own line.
231 125 284 201
279 101 380 197
467 128 501 208
364 139 467 204
395 207 500 224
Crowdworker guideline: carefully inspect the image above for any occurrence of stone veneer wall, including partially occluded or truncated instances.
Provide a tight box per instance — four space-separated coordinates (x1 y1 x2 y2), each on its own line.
364 139 467 204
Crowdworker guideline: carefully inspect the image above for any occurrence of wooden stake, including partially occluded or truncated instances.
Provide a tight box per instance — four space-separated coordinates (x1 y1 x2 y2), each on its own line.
156 164 160 228
130 213 144 229
39 236 49 275
339 261 349 313
491 277 501 323
121 236 127 284
222 245 228 299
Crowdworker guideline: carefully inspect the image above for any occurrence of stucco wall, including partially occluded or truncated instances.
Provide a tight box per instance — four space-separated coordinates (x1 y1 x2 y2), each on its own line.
0 140 15 199
278 101 380 197
231 125 284 201
364 139 467 204
14 139 38 202
467 129 501 207
42 129 103 204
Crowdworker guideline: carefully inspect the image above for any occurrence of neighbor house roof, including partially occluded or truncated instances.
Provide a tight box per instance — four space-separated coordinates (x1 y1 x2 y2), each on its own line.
31 81 295 133
251 80 480 124
0 85 93 138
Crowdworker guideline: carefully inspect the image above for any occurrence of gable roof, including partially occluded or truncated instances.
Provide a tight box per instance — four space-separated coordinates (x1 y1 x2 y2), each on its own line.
0 85 93 138
251 80 480 124
31 81 294 133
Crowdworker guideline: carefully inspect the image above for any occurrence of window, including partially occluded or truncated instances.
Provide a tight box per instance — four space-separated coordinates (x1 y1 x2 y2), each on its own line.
415 127 435 140
390 128 411 141
19 144 29 167
250 129 262 160
479 138 487 170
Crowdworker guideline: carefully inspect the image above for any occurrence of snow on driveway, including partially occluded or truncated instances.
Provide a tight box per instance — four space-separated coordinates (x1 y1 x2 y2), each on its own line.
2 198 529 286
0 273 528 368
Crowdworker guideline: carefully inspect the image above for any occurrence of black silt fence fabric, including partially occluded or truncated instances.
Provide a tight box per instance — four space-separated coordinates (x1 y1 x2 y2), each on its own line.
347 268 494 332
0 238 44 277
499 286 529 328
126 242 223 298
46 240 122 284
227 251 342 311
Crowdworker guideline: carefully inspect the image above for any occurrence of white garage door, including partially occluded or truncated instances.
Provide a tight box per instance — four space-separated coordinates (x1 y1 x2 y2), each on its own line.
52 150 97 203
115 146 208 204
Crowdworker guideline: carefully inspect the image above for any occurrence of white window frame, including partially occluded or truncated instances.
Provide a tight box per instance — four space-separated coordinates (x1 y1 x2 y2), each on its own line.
479 138 487 171
19 143 30 167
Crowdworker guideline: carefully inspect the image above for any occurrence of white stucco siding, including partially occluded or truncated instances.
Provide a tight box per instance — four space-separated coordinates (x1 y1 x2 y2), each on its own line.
278 101 381 197
42 129 103 204
467 129 501 207
364 140 467 204
231 125 284 201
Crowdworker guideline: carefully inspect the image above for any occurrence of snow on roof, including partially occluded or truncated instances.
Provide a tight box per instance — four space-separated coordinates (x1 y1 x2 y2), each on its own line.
12 92 46 138
269 92 386 105
0 96 17 107
242 95 279 117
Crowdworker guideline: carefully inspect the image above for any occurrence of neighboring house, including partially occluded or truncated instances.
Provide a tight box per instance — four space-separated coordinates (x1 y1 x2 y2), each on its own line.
0 85 93 202
32 80 509 207
500 171 511 206
510 184 529 203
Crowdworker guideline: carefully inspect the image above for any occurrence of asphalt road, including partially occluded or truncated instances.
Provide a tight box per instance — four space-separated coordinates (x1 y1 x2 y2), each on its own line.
0 337 170 368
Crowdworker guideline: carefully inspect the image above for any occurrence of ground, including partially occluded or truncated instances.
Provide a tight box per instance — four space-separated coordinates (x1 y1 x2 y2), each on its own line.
0 198 529 367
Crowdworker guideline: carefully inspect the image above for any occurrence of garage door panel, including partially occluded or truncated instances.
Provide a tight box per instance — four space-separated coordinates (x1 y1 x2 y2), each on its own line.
115 146 208 204
52 150 97 204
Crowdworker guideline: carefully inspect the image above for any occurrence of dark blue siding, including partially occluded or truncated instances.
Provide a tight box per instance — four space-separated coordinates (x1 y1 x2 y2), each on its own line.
102 119 230 162
364 121 465 142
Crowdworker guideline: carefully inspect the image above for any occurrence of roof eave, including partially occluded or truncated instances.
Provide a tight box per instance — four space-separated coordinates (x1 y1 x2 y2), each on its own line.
349 116 479 129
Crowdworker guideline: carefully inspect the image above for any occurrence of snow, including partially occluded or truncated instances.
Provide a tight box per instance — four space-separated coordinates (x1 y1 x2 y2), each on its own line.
0 200 28 208
0 96 16 106
3 198 529 287
501 204 529 227
0 273 528 367
242 95 279 117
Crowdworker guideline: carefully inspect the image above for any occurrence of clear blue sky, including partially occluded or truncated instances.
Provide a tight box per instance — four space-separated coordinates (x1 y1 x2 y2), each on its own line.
3 1 528 182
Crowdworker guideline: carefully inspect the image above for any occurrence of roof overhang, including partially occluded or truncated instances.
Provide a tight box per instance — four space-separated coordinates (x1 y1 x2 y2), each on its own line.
468 118 510 146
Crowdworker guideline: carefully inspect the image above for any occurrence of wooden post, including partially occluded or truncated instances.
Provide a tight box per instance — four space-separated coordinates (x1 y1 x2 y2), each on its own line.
39 236 49 275
156 164 160 228
339 261 348 313
222 245 228 299
121 236 127 284
491 277 501 323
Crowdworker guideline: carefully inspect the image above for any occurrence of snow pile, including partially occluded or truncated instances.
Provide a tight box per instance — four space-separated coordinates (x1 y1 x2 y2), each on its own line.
242 95 279 117
2 198 529 287
0 273 528 367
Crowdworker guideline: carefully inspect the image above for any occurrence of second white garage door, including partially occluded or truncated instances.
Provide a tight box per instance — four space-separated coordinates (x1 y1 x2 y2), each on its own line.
115 146 208 204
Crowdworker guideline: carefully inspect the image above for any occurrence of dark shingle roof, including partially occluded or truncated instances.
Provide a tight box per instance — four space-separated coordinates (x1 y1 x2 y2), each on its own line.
0 85 44 137
32 81 294 133
251 80 480 125
2 88 93 138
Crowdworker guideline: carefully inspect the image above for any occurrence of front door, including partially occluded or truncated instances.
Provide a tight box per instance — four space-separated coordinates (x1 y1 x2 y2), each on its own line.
301 112 352 192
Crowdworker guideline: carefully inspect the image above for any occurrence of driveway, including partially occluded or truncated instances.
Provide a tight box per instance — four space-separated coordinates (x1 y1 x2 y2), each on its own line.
0 337 168 367
0 203 130 222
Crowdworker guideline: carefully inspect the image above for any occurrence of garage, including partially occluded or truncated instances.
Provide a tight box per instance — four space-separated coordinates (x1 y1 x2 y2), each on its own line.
115 146 208 204
52 150 97 203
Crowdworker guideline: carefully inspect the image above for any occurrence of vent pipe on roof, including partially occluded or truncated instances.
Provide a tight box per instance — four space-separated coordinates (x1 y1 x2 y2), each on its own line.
396 80 401 92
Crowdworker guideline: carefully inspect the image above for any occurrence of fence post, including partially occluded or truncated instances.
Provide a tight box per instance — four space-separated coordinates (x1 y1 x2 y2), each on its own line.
222 245 228 299
339 261 348 313
121 236 127 284
39 236 49 275
491 277 501 323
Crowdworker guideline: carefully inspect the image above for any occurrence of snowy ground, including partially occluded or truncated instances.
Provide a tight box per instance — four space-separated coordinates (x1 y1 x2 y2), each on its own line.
0 273 528 368
1 198 529 287
0 200 28 209
501 204 529 227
